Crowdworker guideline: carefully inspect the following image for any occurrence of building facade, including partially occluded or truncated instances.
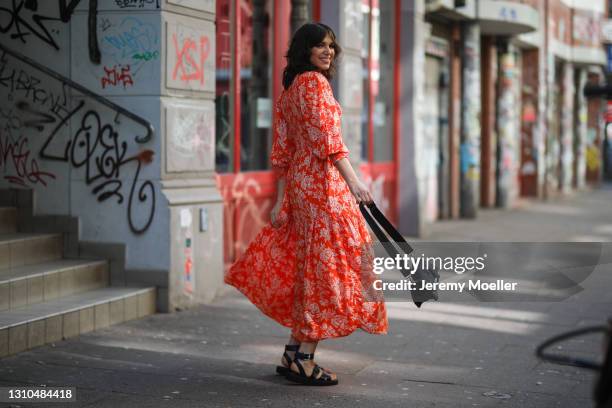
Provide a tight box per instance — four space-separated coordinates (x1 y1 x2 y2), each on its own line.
0 0 608 309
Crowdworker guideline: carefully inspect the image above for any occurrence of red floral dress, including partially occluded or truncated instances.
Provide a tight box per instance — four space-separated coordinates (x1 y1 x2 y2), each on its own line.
225 71 388 342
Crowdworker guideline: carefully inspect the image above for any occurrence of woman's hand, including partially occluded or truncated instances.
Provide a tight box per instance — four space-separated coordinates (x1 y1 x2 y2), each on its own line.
270 201 283 228
348 179 374 204
333 158 374 205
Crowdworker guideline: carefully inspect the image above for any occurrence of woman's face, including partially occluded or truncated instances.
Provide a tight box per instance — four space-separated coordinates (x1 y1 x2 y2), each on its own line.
310 34 335 72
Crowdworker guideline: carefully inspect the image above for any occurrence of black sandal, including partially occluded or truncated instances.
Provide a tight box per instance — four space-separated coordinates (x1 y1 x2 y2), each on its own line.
276 344 300 375
285 351 339 386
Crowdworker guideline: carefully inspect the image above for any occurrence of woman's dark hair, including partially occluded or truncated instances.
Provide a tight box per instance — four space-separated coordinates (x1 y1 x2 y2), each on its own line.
282 22 342 90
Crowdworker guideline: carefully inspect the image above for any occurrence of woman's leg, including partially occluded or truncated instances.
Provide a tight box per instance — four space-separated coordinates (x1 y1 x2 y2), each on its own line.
281 335 301 368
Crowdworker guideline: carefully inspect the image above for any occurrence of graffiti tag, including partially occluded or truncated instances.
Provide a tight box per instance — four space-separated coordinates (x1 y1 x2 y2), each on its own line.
0 0 81 50
172 33 210 85
101 64 134 89
0 132 56 186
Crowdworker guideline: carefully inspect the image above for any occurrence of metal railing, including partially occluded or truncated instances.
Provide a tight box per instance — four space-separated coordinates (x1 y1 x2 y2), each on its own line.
0 43 154 144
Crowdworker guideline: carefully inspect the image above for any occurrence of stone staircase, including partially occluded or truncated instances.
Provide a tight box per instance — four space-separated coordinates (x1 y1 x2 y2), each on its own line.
0 192 157 358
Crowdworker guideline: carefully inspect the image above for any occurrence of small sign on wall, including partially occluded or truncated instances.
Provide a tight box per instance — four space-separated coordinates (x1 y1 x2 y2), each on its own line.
256 98 271 128
180 208 194 296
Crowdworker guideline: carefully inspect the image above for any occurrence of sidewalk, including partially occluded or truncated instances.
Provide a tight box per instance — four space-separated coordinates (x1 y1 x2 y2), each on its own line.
1 185 611 408
421 183 612 242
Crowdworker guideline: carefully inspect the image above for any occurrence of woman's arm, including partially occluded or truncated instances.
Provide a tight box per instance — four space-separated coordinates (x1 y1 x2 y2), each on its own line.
334 158 373 204
270 177 286 227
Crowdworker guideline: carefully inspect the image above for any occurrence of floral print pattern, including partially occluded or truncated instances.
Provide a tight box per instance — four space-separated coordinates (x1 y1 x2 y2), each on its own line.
225 71 388 342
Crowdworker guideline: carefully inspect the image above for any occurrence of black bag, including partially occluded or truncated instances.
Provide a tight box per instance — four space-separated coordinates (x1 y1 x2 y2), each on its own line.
359 202 439 308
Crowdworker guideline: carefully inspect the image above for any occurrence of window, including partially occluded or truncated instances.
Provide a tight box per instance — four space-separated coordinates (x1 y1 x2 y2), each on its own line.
372 0 394 162
215 0 274 173
239 0 274 171
361 0 394 163
361 0 372 162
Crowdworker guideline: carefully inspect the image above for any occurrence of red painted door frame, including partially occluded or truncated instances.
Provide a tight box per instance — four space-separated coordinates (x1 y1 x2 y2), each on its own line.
393 0 401 219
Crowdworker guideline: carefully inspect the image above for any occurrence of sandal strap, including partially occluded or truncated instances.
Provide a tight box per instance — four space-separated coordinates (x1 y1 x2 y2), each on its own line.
292 356 307 376
282 344 300 367
284 344 300 352
292 354 335 382
294 351 332 374
294 351 314 361
282 351 292 365
312 365 333 381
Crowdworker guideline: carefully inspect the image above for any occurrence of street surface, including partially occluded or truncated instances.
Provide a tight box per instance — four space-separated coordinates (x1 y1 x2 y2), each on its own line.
1 184 611 408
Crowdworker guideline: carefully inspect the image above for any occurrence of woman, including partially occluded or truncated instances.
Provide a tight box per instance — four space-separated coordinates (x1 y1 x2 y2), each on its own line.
225 22 387 386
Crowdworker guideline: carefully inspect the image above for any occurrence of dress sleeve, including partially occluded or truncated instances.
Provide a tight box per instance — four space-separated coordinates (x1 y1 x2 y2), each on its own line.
270 94 294 178
298 72 349 163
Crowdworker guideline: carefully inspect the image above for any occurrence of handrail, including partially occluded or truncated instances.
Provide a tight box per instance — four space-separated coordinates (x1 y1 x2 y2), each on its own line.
0 43 154 144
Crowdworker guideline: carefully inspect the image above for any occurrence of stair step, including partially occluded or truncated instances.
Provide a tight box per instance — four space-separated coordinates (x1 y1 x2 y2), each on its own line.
0 286 156 357
0 259 109 311
0 233 63 270
0 208 17 234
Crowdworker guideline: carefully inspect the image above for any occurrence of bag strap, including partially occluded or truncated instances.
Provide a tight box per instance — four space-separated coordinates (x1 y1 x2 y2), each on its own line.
359 202 413 256
366 203 413 255
359 202 432 308
359 202 414 280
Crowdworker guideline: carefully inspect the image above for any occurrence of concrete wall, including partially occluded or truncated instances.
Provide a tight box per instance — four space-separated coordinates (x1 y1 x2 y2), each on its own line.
0 0 223 309
158 4 223 309
398 0 427 236
0 1 167 272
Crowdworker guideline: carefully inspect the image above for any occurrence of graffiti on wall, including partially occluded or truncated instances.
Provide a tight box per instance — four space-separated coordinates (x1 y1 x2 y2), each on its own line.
179 207 194 296
100 16 159 76
166 101 215 173
113 0 160 8
560 63 574 192
0 48 156 234
519 49 539 196
171 32 210 85
218 173 274 261
0 131 57 187
461 23 481 202
0 0 101 65
166 20 214 92
100 64 134 88
60 14 160 93
0 0 81 50
575 69 588 189
497 50 519 206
